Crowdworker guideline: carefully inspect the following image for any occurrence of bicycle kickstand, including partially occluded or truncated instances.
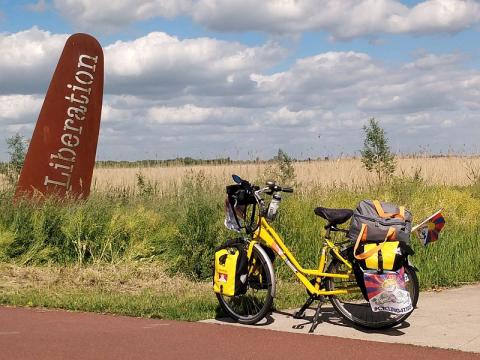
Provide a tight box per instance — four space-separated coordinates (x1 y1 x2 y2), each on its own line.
309 297 325 334
293 296 314 319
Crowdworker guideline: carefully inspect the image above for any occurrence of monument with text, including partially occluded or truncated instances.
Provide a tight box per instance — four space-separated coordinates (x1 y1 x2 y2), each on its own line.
15 33 104 199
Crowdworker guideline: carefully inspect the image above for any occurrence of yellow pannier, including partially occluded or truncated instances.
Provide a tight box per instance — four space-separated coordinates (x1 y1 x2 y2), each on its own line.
213 246 247 296
363 241 403 271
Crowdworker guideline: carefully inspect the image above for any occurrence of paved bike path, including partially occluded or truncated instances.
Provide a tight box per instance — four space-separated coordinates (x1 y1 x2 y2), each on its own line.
0 306 475 360
204 284 480 353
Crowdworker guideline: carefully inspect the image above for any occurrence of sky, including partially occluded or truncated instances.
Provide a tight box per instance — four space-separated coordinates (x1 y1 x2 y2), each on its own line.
0 0 480 161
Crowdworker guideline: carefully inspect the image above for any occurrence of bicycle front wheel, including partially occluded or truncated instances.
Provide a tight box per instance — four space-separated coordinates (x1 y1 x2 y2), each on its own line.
325 260 419 329
216 244 275 325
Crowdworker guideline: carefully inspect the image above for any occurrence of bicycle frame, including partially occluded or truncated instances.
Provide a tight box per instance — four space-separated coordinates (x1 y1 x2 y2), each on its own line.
250 217 355 296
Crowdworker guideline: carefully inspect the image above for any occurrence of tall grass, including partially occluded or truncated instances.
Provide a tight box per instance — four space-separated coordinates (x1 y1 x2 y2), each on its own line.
88 156 480 192
0 169 479 288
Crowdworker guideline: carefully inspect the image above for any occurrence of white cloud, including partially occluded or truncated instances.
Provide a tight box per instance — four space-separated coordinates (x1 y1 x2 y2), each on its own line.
250 52 385 109
148 104 236 125
53 0 480 38
0 28 286 98
398 0 480 34
1 29 480 160
0 27 67 94
0 95 42 125
0 95 41 157
54 0 193 33
104 32 286 97
193 0 480 39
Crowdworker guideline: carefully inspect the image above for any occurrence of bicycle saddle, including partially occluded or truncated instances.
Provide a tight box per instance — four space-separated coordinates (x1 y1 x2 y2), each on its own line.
314 207 353 226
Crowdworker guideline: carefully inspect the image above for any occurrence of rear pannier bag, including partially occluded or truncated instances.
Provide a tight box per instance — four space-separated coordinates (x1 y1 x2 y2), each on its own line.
355 241 413 271
349 200 412 244
213 239 248 296
349 200 413 271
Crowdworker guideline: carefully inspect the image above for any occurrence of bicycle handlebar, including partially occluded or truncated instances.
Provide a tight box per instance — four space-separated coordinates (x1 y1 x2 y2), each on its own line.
232 174 293 195
264 183 294 194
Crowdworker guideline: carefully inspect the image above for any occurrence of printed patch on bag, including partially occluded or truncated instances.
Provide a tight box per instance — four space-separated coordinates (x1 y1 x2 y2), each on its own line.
364 267 413 314
218 273 228 283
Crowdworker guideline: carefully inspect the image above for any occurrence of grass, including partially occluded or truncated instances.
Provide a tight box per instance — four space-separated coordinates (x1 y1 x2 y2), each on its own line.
0 157 479 320
0 263 306 320
0 262 218 321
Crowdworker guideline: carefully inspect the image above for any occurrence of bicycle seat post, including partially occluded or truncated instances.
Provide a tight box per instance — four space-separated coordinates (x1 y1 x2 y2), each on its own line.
324 223 333 239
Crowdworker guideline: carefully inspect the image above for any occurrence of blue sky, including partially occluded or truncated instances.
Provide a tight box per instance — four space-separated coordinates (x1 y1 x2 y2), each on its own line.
1 0 480 160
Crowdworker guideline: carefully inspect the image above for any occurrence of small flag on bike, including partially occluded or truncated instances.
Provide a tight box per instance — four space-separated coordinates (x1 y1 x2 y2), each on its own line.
412 210 445 246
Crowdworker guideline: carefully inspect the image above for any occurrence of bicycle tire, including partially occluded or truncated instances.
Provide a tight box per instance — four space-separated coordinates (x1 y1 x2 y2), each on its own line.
325 260 419 329
216 243 275 325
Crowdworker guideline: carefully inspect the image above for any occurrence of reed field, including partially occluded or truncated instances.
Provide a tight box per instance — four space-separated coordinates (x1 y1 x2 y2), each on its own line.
91 156 480 192
1 156 480 319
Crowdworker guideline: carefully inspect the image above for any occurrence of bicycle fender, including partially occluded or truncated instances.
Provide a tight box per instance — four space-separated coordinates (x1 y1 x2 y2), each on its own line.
247 240 256 259
408 258 419 272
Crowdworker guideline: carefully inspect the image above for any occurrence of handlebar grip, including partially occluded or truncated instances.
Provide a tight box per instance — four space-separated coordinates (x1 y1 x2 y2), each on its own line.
282 187 294 193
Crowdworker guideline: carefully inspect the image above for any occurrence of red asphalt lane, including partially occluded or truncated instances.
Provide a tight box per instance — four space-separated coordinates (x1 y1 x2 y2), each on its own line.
0 306 477 360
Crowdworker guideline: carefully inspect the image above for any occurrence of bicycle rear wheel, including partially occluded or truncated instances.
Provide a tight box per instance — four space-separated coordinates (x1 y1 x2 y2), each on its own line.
216 244 275 325
325 260 419 329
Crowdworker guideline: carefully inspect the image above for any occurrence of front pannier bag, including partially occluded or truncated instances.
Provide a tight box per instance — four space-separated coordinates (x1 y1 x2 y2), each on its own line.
349 200 413 271
213 239 248 296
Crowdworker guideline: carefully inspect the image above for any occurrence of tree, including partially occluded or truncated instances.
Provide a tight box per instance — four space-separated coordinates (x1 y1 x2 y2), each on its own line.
264 148 296 185
0 133 28 187
360 118 396 181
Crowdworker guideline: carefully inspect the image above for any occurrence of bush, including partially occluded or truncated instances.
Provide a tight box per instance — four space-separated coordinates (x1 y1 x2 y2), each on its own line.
0 133 28 188
360 118 396 182
165 173 226 279
264 148 296 185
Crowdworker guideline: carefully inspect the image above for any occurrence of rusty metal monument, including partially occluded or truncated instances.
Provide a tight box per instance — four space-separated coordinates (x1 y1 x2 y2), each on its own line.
15 33 104 199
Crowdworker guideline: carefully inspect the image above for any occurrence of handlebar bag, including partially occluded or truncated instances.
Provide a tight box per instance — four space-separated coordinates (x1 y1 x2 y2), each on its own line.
213 239 248 296
225 185 257 232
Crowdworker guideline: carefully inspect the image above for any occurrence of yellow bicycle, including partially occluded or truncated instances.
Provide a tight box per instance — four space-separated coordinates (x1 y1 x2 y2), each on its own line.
216 175 419 331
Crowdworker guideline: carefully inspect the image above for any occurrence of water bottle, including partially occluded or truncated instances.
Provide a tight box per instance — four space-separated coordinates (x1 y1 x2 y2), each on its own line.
267 194 282 221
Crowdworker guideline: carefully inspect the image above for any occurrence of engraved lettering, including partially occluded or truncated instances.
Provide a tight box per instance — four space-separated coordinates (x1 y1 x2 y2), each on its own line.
67 83 92 95
49 162 73 172
65 92 90 105
61 134 80 148
78 54 98 72
75 70 94 85
44 175 68 188
64 119 83 134
46 52 97 194
51 148 76 163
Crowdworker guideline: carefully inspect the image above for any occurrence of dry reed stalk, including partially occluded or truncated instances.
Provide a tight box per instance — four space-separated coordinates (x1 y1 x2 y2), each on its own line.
90 156 480 191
